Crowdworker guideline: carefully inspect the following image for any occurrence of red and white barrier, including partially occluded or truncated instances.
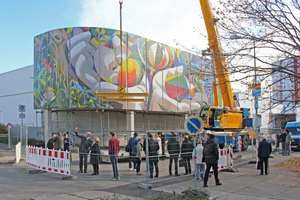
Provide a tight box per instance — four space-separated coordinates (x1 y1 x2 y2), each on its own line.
26 146 70 175
228 144 234 168
238 136 242 151
209 148 227 172
218 149 227 170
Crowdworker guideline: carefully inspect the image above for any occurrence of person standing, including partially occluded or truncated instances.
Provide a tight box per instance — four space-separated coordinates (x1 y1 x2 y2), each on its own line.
258 135 272 175
285 130 292 156
181 133 193 175
280 130 287 155
127 132 138 171
155 133 162 156
193 139 205 180
64 133 73 152
135 138 144 175
75 127 92 173
167 132 181 176
147 133 160 178
203 134 222 187
109 131 120 181
90 137 101 175
46 133 56 149
53 132 64 150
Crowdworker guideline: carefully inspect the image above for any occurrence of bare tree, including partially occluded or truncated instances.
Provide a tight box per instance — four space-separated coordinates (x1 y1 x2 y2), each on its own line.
211 0 300 113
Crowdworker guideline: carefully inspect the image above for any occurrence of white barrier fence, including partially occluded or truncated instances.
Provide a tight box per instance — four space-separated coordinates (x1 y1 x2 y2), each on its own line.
15 142 21 164
26 146 70 175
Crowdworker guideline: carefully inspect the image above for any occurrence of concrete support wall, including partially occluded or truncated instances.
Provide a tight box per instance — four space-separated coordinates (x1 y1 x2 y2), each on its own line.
43 109 52 147
46 109 186 146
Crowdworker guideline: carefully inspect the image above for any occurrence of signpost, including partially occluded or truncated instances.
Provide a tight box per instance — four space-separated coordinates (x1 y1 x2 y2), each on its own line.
184 114 204 190
19 105 26 152
6 123 13 149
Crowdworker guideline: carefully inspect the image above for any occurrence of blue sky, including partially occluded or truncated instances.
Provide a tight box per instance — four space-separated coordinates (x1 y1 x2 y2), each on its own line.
0 0 207 74
0 0 82 74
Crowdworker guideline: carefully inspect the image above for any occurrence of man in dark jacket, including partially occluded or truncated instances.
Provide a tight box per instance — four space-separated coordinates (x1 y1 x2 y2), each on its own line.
258 135 272 175
280 130 287 155
167 132 181 176
181 133 193 175
127 132 138 170
46 133 56 149
203 134 222 187
75 127 92 173
147 133 160 178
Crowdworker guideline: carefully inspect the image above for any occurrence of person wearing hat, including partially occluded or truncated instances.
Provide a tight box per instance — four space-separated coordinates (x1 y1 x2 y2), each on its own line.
258 135 272 175
127 132 138 171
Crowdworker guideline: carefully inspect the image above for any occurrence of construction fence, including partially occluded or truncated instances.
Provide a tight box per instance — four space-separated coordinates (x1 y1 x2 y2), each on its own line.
26 129 237 189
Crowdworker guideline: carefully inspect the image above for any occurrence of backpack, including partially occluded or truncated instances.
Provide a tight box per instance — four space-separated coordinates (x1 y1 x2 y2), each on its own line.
125 144 132 152
125 138 133 152
203 143 215 159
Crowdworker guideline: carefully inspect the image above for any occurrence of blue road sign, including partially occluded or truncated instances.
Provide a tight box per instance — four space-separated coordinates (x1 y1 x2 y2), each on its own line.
184 115 204 135
19 105 26 112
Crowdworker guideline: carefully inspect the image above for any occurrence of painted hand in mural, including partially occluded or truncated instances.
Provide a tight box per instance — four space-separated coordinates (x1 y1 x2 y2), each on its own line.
151 65 208 112
68 30 99 90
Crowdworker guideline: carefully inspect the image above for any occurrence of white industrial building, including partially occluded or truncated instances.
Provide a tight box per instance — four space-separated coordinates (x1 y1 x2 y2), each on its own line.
0 66 42 139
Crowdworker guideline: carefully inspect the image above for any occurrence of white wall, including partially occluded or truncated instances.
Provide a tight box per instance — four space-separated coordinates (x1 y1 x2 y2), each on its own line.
0 66 40 126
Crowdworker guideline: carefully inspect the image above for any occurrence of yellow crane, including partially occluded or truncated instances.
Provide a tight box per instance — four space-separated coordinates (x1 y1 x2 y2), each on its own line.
198 0 255 150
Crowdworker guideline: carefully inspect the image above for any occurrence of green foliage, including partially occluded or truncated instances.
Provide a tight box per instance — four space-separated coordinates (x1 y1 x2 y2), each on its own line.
0 124 7 133
0 137 44 147
28 139 45 147
0 137 18 145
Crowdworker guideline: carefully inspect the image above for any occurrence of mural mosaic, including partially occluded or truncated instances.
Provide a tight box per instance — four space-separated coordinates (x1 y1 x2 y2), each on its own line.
34 27 213 113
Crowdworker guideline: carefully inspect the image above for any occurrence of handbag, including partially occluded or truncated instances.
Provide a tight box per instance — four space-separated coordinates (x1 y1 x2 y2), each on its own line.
88 150 91 163
179 158 186 167
256 160 262 170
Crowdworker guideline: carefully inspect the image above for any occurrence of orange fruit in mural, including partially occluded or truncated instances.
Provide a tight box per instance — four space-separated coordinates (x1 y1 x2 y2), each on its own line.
118 58 140 87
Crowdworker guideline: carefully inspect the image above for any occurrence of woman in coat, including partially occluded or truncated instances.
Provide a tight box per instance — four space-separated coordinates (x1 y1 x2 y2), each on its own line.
90 137 101 175
135 138 145 175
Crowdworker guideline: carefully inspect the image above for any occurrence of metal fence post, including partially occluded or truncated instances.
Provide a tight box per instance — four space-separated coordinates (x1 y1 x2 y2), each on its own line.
145 131 150 185
194 134 197 190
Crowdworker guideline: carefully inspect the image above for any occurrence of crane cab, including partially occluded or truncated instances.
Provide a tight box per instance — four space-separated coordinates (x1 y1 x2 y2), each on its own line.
200 106 244 129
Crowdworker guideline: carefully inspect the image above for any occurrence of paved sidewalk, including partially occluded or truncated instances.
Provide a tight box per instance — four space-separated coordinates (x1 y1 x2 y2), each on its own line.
151 152 300 200
0 142 16 164
0 143 299 199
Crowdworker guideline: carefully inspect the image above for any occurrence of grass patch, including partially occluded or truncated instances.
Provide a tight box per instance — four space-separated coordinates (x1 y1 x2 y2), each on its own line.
0 153 3 158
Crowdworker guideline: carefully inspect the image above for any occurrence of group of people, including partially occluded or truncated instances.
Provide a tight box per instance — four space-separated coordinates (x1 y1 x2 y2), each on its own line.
46 129 224 187
46 132 73 151
125 131 222 187
276 129 292 156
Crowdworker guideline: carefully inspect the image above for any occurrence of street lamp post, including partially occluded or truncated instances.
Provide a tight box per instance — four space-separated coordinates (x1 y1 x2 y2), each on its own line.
253 39 258 116
119 0 123 85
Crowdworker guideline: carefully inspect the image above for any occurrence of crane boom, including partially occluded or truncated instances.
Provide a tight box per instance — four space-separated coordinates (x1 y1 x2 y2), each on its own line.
199 0 235 109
